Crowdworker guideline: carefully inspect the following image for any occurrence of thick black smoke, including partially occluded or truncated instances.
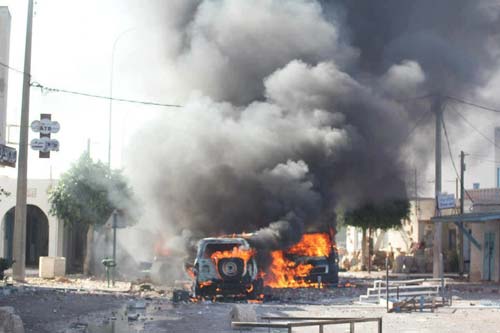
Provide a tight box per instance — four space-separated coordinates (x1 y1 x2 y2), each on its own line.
125 0 500 252
323 0 500 94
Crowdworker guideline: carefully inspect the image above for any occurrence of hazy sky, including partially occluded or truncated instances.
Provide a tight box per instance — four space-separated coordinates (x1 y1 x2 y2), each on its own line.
0 0 499 199
0 0 180 179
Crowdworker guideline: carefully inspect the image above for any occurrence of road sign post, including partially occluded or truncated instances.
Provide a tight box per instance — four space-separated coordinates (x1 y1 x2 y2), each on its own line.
437 193 456 210
30 114 60 157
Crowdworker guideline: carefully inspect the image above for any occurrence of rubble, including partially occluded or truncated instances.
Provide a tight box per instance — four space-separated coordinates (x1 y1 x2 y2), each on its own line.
21 276 132 293
265 284 364 305
1 271 499 332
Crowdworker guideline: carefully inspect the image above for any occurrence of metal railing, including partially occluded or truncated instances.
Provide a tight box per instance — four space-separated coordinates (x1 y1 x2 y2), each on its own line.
360 278 448 303
232 316 382 333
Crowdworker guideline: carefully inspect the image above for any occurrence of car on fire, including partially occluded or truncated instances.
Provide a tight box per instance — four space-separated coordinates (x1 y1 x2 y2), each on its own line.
284 232 339 286
291 250 339 285
192 237 263 299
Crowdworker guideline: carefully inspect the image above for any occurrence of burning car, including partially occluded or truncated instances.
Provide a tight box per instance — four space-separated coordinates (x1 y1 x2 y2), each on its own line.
264 232 339 288
192 237 263 299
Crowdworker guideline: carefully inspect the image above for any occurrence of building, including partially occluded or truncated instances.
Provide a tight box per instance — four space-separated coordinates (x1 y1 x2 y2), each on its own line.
0 6 10 145
339 197 461 273
432 189 500 282
0 176 91 272
0 177 64 265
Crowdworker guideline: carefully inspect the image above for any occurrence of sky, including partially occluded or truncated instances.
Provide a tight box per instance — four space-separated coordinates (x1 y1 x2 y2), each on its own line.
0 0 499 199
0 0 181 179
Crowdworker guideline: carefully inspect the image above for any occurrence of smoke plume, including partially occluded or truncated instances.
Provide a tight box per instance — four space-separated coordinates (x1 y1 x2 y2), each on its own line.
124 0 500 253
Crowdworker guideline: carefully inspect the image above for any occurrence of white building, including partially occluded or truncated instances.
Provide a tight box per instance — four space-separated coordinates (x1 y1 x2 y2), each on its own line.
495 127 500 188
0 177 64 265
0 6 10 145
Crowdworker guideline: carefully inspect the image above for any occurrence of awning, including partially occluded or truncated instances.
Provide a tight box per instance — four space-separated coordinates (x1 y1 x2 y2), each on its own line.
431 212 500 223
430 212 500 251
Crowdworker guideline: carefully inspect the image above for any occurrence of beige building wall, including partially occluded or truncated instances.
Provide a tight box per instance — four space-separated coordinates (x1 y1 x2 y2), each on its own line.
0 177 64 258
378 198 437 253
469 221 500 282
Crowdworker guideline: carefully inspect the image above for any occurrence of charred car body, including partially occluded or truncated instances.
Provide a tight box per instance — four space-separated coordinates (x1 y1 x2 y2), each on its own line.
192 237 263 298
287 247 339 285
289 232 339 285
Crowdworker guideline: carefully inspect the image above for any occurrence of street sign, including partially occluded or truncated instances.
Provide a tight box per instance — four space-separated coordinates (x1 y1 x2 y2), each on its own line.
30 138 46 151
0 144 17 167
30 137 60 152
46 139 59 151
31 119 60 134
438 193 456 210
30 114 60 158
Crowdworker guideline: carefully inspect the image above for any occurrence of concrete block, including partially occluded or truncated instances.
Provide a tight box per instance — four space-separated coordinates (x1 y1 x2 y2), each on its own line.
230 305 257 330
39 256 66 279
0 306 24 333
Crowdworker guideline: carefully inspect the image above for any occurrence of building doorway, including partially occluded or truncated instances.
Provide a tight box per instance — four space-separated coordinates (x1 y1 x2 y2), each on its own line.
2 205 49 266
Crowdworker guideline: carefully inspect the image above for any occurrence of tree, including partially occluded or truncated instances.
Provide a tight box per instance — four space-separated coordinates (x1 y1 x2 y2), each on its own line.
344 199 410 272
49 153 134 275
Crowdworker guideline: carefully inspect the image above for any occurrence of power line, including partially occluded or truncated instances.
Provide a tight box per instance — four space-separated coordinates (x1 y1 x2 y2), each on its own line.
0 63 182 108
468 156 497 164
441 117 460 180
401 109 433 144
446 95 500 114
468 153 493 159
0 61 28 76
449 104 500 150
30 82 183 108
441 115 475 203
5 59 500 115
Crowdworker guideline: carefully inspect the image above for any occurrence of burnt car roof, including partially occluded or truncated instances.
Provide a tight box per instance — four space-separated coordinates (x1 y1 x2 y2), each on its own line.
198 237 249 245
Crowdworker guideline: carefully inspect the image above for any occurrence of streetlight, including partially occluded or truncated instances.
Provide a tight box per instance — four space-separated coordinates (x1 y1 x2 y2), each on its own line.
108 27 137 169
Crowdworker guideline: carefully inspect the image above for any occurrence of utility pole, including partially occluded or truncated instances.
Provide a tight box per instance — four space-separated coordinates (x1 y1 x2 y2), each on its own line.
458 151 466 275
433 96 443 279
415 168 419 219
112 210 117 286
12 0 34 281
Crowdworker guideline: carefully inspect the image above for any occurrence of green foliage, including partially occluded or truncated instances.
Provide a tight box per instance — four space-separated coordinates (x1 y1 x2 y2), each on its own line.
49 153 134 227
0 258 13 280
344 199 410 231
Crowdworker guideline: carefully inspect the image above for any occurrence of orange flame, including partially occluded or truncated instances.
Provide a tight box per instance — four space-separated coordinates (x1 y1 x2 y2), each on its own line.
186 266 195 280
210 246 255 264
199 281 213 288
154 239 172 257
287 233 332 257
264 250 316 288
263 233 333 288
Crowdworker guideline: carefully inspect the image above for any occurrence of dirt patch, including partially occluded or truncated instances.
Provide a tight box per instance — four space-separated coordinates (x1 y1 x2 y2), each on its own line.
0 288 128 333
